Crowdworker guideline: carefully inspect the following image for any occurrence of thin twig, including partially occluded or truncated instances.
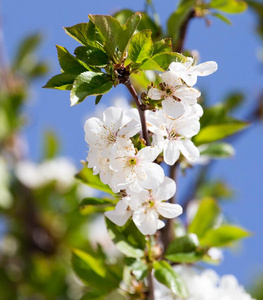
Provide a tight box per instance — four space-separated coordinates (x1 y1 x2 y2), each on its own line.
124 80 150 146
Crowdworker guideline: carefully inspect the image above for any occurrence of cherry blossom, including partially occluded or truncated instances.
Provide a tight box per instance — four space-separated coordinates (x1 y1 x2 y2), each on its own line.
110 145 164 193
129 177 182 235
147 109 200 165
169 57 218 87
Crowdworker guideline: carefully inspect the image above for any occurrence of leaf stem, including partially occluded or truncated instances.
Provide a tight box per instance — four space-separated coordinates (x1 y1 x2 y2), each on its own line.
124 80 150 146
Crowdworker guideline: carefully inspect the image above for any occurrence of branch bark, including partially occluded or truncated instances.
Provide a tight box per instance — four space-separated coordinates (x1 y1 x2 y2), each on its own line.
174 9 195 53
124 80 150 146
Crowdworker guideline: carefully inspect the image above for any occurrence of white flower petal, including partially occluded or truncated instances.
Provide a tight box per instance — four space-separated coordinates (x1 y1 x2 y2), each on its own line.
140 162 164 190
154 177 176 201
162 97 185 119
133 209 159 235
157 202 183 219
148 87 164 100
175 86 200 105
178 139 200 162
192 61 218 76
136 146 160 162
163 141 180 165
105 200 132 226
103 107 123 131
84 118 103 145
160 71 181 87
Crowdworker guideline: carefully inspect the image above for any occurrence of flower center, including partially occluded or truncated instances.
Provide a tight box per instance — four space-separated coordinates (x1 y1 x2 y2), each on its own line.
128 157 137 166
169 128 180 140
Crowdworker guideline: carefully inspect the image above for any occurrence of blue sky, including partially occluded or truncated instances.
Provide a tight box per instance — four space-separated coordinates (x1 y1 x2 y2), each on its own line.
1 0 263 287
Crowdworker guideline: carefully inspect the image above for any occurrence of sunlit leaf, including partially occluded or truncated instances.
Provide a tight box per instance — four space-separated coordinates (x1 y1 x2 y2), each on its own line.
200 142 235 158
128 30 153 63
188 197 220 238
75 164 115 196
43 73 76 90
106 219 145 258
153 260 188 298
72 249 121 292
212 12 232 24
210 0 247 14
165 234 204 263
200 224 251 247
70 71 113 105
43 131 60 159
56 45 90 74
195 122 248 144
79 197 116 215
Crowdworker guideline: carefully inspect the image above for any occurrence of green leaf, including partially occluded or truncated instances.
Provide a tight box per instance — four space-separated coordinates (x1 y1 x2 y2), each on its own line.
74 46 108 67
167 0 196 48
152 52 185 70
114 10 160 38
212 12 232 25
195 122 248 144
75 164 115 196
200 142 235 158
224 92 244 111
139 58 165 71
56 45 90 74
153 260 188 298
43 131 60 159
70 71 113 106
95 95 103 105
64 22 104 48
153 38 172 55
106 219 145 258
72 249 121 292
79 197 116 215
124 258 148 280
188 197 220 238
165 234 204 263
210 0 247 14
200 225 251 247
196 181 233 200
13 33 42 69
128 30 153 63
43 73 76 90
89 13 141 62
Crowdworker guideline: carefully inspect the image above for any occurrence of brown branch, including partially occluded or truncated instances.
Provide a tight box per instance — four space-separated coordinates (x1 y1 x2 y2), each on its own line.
160 163 177 252
147 269 155 300
124 79 150 146
174 9 195 53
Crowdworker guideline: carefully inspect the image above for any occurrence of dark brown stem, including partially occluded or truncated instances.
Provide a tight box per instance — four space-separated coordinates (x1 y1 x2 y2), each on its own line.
124 80 150 146
147 269 155 300
174 9 195 53
160 163 177 252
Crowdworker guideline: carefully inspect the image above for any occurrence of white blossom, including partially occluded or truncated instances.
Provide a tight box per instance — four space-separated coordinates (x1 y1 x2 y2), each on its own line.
147 109 200 165
148 71 200 119
129 177 182 235
110 145 164 193
84 106 140 158
169 57 218 86
154 265 254 300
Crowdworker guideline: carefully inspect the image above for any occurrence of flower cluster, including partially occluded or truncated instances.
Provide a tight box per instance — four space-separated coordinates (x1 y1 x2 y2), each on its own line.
154 265 255 300
84 58 217 235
